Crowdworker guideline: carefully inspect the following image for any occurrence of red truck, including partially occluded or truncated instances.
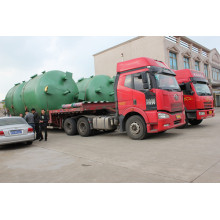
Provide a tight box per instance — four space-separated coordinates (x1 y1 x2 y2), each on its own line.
49 57 185 140
175 69 215 127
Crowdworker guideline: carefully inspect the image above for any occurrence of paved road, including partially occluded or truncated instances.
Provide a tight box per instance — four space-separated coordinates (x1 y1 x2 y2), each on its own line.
0 108 220 183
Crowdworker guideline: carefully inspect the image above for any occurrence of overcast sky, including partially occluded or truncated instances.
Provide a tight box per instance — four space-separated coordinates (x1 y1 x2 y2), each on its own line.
1 36 220 100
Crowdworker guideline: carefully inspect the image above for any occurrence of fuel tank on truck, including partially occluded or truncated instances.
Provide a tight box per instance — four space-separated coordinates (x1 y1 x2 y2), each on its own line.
5 70 79 115
76 75 115 102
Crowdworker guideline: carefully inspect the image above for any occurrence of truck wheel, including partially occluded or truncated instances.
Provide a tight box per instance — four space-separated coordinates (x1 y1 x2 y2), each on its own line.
188 119 203 126
64 118 77 135
77 117 92 137
125 115 147 140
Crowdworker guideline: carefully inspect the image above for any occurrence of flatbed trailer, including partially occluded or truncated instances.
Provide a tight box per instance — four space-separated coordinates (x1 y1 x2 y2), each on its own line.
48 102 116 129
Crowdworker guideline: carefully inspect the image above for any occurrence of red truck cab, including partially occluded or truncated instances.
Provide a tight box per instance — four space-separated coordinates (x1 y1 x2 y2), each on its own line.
175 69 215 126
114 57 185 139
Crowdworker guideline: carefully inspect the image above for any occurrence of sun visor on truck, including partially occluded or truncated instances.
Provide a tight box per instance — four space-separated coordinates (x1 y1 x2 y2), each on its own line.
190 77 208 83
148 66 176 76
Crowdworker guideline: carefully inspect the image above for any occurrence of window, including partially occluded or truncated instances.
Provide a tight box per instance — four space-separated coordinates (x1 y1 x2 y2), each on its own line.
184 57 190 69
169 52 178 70
195 61 200 71
212 67 220 81
179 83 191 95
0 118 27 126
204 64 208 78
193 82 212 96
134 75 144 91
155 73 180 91
124 75 132 88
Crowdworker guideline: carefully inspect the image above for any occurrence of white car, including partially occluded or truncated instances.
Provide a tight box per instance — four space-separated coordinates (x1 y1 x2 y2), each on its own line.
0 117 35 146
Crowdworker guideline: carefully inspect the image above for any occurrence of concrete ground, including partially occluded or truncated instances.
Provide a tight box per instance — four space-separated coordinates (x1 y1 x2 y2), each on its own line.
0 108 220 183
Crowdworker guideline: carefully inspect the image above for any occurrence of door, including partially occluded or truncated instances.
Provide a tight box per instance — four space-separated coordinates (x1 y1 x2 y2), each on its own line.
117 74 134 114
132 74 147 110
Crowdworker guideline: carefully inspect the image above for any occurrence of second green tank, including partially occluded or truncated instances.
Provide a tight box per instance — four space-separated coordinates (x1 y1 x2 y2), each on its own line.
76 75 115 102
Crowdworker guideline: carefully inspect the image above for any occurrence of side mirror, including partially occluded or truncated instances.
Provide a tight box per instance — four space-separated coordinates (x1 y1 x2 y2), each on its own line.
141 72 149 83
185 82 194 95
141 72 149 89
143 83 149 89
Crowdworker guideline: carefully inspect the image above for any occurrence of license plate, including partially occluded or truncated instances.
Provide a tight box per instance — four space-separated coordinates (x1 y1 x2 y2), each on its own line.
176 115 181 119
10 130 22 135
209 111 212 114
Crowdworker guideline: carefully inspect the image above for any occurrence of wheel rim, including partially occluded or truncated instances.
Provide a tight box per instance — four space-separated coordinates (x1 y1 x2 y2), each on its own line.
79 122 86 133
130 122 140 135
67 122 72 130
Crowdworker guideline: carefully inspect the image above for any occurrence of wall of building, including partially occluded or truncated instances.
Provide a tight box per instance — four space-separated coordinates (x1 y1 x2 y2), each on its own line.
94 36 165 77
164 37 209 72
164 36 220 106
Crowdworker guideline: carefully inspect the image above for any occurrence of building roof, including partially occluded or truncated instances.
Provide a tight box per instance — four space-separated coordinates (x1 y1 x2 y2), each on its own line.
93 36 215 56
93 36 141 56
177 36 210 52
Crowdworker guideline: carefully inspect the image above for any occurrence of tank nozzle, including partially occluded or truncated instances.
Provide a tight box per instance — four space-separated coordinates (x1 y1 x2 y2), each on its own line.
95 88 102 93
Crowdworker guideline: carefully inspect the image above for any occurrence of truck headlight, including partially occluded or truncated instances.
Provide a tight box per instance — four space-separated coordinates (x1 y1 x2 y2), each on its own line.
199 112 205 116
158 113 170 119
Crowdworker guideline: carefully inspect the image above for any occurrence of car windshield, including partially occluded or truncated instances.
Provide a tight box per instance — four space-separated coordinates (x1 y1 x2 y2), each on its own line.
155 73 180 91
0 117 27 126
193 82 212 96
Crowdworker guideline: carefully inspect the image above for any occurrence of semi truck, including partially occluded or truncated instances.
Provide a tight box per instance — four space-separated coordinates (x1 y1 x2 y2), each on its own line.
48 57 185 140
175 69 215 127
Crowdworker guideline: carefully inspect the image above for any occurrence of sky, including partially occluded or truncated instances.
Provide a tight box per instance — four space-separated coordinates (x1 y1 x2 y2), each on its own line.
0 36 220 100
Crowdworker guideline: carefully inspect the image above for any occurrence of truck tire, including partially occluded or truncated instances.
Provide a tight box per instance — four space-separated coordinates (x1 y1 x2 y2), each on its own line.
64 118 77 135
125 115 147 140
77 117 92 137
188 119 203 126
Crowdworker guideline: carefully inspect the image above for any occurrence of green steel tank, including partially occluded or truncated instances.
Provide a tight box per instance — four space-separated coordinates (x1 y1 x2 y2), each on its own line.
5 81 27 115
76 75 115 102
5 70 78 115
5 83 21 115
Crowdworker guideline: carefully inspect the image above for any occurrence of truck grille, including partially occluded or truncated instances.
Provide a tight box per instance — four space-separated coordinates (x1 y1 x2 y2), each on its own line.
171 103 182 112
204 102 212 109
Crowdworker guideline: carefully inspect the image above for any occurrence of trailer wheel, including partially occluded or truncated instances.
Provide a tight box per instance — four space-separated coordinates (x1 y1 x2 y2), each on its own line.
77 117 92 137
188 119 203 126
63 118 77 135
125 115 147 140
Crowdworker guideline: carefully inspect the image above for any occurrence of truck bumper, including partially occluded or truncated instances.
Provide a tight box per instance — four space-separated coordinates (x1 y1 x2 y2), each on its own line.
196 109 215 120
147 111 185 133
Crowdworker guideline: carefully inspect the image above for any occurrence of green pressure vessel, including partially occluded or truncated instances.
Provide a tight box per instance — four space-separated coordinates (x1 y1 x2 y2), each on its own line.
5 70 78 115
12 81 27 115
5 83 20 115
76 75 115 102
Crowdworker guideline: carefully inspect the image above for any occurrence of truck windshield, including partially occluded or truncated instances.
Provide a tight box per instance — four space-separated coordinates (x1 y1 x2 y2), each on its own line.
155 73 180 91
193 82 212 96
